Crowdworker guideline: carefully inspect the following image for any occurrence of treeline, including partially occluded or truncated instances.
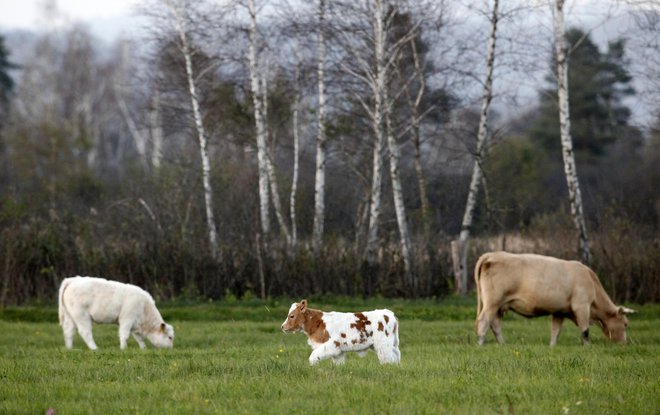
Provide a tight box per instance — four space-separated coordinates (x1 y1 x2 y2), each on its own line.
0 1 659 305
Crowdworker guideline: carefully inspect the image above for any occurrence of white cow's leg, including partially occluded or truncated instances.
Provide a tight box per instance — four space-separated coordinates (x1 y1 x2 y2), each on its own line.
118 322 132 350
74 315 97 350
61 315 76 349
132 331 146 349
550 315 564 346
308 341 341 365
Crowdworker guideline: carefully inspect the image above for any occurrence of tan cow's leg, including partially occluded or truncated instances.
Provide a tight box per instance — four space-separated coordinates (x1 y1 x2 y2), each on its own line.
573 306 591 345
476 307 498 345
550 315 564 346
490 314 505 344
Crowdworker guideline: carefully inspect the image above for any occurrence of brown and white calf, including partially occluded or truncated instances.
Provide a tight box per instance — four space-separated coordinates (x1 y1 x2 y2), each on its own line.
475 252 635 346
58 276 175 350
281 299 400 365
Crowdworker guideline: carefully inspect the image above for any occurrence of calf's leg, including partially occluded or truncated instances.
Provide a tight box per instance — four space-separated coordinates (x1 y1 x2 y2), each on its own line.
308 341 341 365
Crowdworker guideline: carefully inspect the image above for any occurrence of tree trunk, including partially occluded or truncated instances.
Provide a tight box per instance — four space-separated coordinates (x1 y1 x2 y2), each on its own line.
454 0 499 295
149 90 163 169
406 38 431 238
364 0 386 266
248 0 271 238
170 1 220 260
290 67 301 250
262 74 292 247
312 0 327 256
385 109 413 278
553 0 592 265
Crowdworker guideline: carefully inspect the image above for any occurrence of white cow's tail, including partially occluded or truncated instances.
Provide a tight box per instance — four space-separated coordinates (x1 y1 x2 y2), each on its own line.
58 278 73 326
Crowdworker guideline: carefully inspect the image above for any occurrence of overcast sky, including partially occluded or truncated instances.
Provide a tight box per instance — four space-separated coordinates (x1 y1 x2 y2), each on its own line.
0 0 142 40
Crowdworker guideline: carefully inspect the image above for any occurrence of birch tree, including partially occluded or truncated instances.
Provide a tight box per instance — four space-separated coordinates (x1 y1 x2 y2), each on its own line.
335 0 429 275
312 0 328 256
247 0 272 240
154 0 220 259
553 0 591 264
453 0 499 295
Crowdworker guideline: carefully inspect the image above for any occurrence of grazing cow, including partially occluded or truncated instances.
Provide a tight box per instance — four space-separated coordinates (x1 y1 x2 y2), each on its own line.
474 252 635 346
58 276 174 350
281 299 400 365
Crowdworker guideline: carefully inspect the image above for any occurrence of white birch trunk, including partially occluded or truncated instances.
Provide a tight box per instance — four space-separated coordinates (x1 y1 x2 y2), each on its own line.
364 0 386 265
553 0 592 265
149 90 163 169
406 38 431 237
261 74 292 247
248 0 271 238
312 0 327 256
170 1 220 260
385 108 413 277
290 67 300 249
454 0 499 295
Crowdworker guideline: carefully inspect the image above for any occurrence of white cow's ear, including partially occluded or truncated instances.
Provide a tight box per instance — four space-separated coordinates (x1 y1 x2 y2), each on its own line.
160 322 166 332
618 306 636 315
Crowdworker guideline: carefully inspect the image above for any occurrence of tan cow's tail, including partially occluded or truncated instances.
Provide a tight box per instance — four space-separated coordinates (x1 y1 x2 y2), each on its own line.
58 278 72 326
474 253 490 319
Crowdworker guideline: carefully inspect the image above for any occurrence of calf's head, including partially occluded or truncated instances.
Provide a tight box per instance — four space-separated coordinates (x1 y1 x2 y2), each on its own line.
147 322 175 348
600 306 635 343
281 299 308 333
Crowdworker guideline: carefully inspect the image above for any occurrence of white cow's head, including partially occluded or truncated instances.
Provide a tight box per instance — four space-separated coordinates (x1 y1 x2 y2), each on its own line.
600 306 635 343
281 299 308 333
147 322 175 348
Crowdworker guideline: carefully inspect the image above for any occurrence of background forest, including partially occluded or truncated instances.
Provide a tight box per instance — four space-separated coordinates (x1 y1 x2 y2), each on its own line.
0 0 658 305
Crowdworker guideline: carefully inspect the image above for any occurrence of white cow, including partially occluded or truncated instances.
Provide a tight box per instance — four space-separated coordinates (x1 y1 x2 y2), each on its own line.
58 276 174 350
281 299 400 365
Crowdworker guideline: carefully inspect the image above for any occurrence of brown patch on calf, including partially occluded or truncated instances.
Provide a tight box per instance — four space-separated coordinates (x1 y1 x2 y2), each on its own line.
351 339 358 345
334 341 341 348
377 322 384 332
393 323 397 334
385 330 389 336
302 307 330 344
383 315 389 324
340 333 346 338
350 313 372 334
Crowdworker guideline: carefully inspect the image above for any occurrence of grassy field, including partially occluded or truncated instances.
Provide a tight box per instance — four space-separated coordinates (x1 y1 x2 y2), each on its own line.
0 297 658 414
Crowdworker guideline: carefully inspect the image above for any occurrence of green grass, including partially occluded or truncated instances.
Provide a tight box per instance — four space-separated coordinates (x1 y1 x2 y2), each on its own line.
0 298 658 414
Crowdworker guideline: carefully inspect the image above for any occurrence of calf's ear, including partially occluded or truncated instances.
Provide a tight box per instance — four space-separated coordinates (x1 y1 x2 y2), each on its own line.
299 299 308 312
618 306 636 315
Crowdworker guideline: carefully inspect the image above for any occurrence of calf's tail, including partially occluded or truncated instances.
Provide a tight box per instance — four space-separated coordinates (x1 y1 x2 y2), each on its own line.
58 278 72 325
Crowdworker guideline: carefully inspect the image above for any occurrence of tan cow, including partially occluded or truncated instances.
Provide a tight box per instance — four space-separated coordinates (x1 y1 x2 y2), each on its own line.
474 252 635 346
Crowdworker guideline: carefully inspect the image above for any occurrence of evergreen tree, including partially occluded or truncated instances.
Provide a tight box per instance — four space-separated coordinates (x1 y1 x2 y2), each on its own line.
530 28 634 156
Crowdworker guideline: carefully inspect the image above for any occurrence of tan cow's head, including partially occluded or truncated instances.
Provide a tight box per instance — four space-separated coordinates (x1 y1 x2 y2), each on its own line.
281 299 308 333
600 306 635 343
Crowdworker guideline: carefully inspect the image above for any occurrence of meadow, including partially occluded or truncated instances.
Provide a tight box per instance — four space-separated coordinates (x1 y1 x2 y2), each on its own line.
0 297 658 414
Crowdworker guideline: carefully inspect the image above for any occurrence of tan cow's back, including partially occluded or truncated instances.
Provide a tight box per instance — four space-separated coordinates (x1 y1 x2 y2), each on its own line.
475 252 596 317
